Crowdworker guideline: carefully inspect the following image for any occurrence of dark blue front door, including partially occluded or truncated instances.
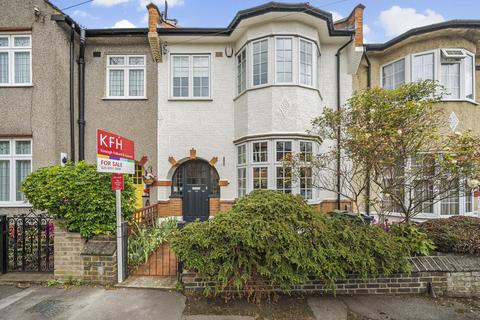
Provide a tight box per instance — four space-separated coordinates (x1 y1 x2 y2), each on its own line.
183 184 209 222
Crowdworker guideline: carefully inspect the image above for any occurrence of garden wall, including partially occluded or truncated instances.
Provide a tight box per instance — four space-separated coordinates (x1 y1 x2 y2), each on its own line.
54 225 117 285
182 255 480 297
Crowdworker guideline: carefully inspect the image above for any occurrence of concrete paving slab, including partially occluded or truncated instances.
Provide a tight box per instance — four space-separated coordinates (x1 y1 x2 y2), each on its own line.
183 316 255 320
307 297 348 320
0 272 53 284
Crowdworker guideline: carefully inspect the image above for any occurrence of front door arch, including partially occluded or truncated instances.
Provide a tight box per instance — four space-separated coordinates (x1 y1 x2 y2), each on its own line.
171 160 220 222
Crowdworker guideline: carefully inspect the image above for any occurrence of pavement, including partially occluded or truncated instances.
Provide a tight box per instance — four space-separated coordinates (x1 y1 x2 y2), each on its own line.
0 285 478 320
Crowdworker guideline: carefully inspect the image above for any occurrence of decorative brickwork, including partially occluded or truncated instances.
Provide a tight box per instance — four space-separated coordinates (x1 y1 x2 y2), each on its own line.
210 198 220 216
54 224 118 285
182 255 480 297
219 200 234 212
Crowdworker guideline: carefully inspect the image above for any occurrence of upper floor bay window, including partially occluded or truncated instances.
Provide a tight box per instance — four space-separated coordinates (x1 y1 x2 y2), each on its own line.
382 59 405 89
252 39 268 86
382 49 475 102
276 38 292 83
0 139 32 205
0 34 31 86
106 55 146 98
171 54 210 98
299 39 313 86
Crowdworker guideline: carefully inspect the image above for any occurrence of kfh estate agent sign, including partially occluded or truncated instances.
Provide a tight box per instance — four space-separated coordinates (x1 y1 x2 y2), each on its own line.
97 129 135 174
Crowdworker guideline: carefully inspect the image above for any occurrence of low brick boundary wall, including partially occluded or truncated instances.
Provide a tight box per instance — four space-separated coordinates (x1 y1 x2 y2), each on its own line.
54 224 117 285
182 255 480 297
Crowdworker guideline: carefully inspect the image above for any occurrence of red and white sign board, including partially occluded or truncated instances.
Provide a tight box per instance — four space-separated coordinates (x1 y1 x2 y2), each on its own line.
97 129 135 174
111 174 124 190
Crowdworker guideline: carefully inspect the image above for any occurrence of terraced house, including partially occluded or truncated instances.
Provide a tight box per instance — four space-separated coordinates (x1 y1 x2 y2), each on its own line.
355 20 480 220
2 0 479 221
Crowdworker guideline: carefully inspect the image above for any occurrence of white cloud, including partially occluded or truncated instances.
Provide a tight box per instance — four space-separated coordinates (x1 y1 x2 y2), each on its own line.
112 19 136 28
378 6 444 37
330 11 343 22
92 0 129 7
72 10 98 20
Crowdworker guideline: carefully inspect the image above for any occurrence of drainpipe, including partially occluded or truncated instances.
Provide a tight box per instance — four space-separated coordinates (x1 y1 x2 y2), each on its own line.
335 36 353 210
69 24 76 162
364 49 372 216
78 29 86 161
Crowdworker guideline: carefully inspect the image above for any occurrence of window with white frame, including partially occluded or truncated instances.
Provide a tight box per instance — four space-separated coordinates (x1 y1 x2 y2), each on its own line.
253 167 268 190
299 39 313 86
299 141 313 161
237 167 247 197
252 141 268 163
276 141 292 161
300 167 312 199
412 53 434 82
276 37 292 83
252 39 268 86
237 49 246 94
106 55 146 98
441 61 460 99
171 54 210 98
276 166 292 193
0 34 31 86
237 144 246 165
382 59 405 89
0 139 32 204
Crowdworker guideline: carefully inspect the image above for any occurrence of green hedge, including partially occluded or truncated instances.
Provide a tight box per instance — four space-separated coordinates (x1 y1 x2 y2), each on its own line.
421 216 480 255
21 162 136 238
171 190 410 301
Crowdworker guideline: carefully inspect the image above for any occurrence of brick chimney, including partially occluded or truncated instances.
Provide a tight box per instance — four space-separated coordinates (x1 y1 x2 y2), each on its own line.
334 4 365 47
147 3 162 62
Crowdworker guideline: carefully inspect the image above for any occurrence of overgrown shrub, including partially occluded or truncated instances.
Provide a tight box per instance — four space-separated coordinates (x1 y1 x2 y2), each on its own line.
128 218 177 269
421 216 480 255
21 162 136 238
389 223 436 256
171 190 410 302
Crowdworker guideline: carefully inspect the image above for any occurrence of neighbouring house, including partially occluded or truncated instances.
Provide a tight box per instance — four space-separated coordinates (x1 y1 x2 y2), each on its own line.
354 20 480 220
145 2 365 221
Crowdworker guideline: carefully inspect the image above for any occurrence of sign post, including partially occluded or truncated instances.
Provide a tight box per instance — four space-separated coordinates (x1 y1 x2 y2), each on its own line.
96 130 134 284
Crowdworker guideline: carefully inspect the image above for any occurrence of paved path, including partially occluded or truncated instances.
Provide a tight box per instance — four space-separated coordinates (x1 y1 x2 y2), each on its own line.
0 285 185 320
308 295 480 320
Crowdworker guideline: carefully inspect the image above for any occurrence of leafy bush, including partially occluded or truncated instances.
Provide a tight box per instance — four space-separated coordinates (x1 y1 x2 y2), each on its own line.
421 216 480 255
21 162 136 238
171 190 410 302
389 223 436 256
128 218 177 269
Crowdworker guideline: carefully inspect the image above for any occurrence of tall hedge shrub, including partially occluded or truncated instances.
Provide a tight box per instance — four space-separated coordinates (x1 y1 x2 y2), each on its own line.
21 162 136 238
171 190 410 302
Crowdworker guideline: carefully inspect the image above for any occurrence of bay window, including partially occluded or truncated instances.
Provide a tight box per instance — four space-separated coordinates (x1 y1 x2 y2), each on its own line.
0 139 32 205
236 138 317 200
382 58 405 89
0 34 31 86
171 54 210 98
252 39 268 86
106 55 146 98
276 37 292 83
383 49 475 101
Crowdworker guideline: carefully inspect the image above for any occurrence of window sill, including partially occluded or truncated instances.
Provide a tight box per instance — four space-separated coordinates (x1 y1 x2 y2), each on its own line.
168 98 213 102
0 84 33 88
0 203 32 208
234 83 322 101
102 97 148 100
441 99 478 106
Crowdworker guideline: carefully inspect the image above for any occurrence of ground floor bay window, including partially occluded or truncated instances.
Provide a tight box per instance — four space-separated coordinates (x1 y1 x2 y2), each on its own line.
235 137 318 201
0 139 32 206
383 155 475 217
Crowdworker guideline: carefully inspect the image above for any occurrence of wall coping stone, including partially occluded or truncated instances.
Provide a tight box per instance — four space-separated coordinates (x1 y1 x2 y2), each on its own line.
81 238 117 256
410 255 480 273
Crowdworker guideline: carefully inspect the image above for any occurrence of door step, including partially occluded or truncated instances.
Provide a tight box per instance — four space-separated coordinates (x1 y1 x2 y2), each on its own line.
116 275 177 290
